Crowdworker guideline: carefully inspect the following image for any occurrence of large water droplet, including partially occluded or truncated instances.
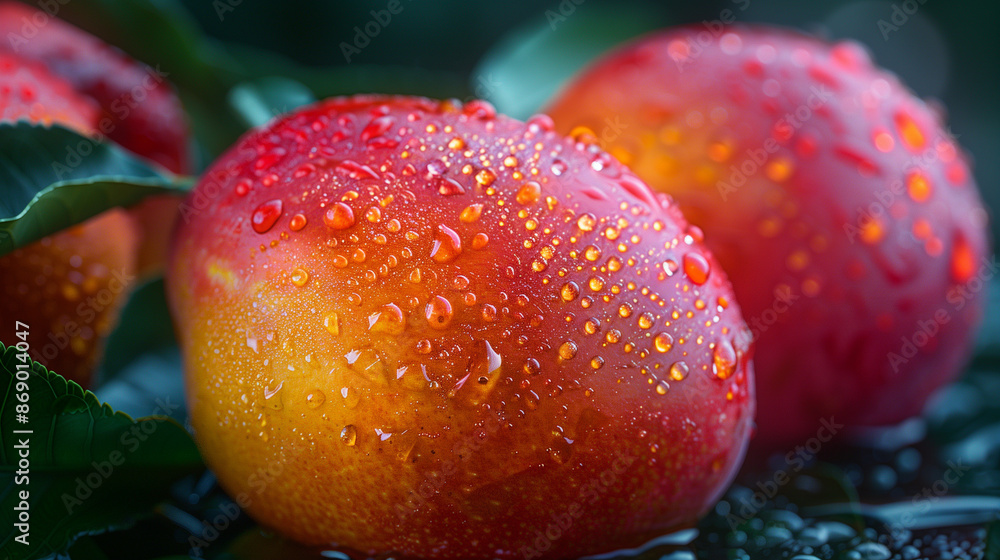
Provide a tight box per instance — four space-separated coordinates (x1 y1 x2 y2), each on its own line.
713 340 737 379
654 332 674 353
430 224 462 263
306 390 325 409
341 425 358 446
669 361 690 381
426 296 454 329
252 200 283 233
683 252 711 285
324 202 355 230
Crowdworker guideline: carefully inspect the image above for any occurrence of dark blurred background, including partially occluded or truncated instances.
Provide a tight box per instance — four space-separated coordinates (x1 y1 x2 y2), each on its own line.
172 0 998 243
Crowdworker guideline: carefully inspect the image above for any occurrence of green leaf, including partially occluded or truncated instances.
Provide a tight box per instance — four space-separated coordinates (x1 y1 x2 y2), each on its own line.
228 77 318 130
472 3 669 119
0 341 202 559
0 123 193 257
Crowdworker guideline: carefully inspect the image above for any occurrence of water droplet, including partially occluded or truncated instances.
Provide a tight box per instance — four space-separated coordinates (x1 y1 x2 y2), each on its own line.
558 341 578 360
577 213 597 232
655 380 670 395
906 170 932 202
516 181 541 205
605 329 621 344
713 340 737 379
584 245 602 261
290 268 309 287
365 206 382 222
341 386 361 409
526 114 555 131
252 200 283 233
583 318 601 335
523 358 540 375
372 303 406 334
503 155 519 168
361 115 394 142
588 276 604 291
859 216 885 244
548 436 574 464
683 253 711 285
324 313 340 335
426 296 453 329
472 304 498 327
472 233 489 249
263 380 284 410
894 111 926 151
235 178 251 196
950 232 976 283
669 361 690 381
561 282 580 302
638 312 654 329
551 159 568 176
335 160 380 180
590 356 604 370
306 390 325 409
324 203 355 230
475 168 497 187
618 303 633 318
289 213 307 231
416 339 433 354
430 224 462 263
341 425 358 446
460 204 483 223
654 332 674 353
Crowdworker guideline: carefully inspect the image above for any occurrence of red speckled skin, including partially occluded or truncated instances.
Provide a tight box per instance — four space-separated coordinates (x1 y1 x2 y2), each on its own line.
0 1 189 174
0 52 138 385
168 96 754 559
547 25 990 449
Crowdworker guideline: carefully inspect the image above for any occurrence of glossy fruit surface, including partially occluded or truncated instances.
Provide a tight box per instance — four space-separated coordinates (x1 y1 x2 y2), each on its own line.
168 95 754 559
547 25 989 447
0 52 138 385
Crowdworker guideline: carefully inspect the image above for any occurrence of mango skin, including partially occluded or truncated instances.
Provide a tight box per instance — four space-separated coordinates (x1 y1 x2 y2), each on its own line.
167 96 754 560
546 25 990 448
0 53 139 386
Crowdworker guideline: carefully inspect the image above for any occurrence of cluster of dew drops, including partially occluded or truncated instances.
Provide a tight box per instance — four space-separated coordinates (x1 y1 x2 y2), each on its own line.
208 98 750 446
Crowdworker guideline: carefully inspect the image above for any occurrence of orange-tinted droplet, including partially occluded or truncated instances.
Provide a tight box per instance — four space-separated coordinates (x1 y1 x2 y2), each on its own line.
561 282 580 302
252 200 283 233
859 216 885 244
430 224 462 263
950 233 977 284
290 268 309 287
713 340 737 380
516 181 541 205
425 296 454 330
894 111 926 151
475 168 497 187
472 232 489 249
289 213 307 231
654 332 674 353
906 171 932 202
324 203 355 230
460 204 484 223
683 253 711 285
